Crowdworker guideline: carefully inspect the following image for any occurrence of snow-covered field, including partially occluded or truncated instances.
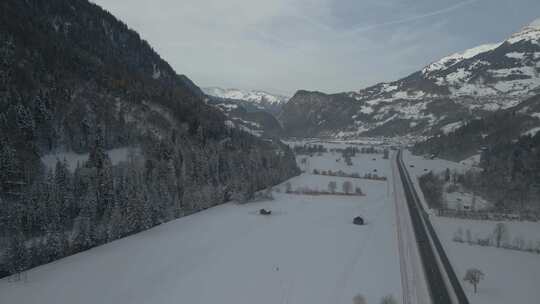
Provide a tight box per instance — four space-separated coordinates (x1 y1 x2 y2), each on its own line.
1 142 402 304
403 151 540 304
444 190 490 211
402 150 470 175
297 152 388 177
460 154 481 168
434 217 540 304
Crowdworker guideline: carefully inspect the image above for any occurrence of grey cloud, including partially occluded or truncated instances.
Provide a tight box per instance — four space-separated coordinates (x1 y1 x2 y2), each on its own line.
91 0 540 95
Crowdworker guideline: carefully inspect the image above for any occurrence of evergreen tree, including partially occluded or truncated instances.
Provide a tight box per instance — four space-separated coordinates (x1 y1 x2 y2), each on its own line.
6 231 28 278
15 103 35 139
54 159 72 228
0 141 20 193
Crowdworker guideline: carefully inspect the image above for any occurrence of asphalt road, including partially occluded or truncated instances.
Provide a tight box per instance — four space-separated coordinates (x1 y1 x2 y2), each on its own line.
396 150 469 304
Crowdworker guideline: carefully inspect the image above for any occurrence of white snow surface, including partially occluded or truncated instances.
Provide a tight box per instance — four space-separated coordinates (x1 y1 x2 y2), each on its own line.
506 52 525 60
444 190 491 211
403 150 470 175
433 217 540 304
441 121 465 134
3 142 402 304
297 152 389 179
203 87 289 105
422 42 502 75
522 126 540 136
530 18 540 29
460 154 481 167
424 17 540 76
360 105 374 114
508 18 540 44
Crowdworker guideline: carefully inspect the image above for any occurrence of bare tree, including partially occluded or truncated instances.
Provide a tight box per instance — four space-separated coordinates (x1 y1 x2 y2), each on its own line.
466 229 473 245
453 227 464 243
262 187 274 201
353 294 367 304
383 149 390 160
380 295 397 304
513 235 525 250
493 223 508 248
285 182 292 194
343 181 353 194
328 181 337 194
463 268 484 293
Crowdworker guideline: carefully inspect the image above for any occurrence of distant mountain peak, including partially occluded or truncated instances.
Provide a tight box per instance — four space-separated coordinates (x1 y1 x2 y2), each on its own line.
422 42 502 75
507 17 540 44
526 17 540 30
202 87 289 105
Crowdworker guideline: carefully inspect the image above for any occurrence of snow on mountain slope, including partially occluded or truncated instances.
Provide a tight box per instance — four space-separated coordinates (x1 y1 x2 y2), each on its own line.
422 42 503 75
358 18 540 102
203 87 288 136
209 101 284 137
440 121 465 134
203 87 289 106
508 18 540 44
281 18 540 138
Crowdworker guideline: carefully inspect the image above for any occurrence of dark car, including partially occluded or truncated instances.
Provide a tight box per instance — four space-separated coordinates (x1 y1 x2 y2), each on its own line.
259 209 272 215
353 216 364 225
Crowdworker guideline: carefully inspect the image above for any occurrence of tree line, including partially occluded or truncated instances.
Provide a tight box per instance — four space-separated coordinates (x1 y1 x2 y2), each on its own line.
1 125 299 278
0 0 300 278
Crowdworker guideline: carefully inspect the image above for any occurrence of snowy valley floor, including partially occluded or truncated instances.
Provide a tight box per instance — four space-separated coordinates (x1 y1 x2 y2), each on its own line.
0 147 402 304
434 217 540 304
404 151 540 304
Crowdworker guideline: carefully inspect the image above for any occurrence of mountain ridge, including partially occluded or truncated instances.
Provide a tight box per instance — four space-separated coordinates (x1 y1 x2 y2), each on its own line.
280 18 540 138
203 87 289 115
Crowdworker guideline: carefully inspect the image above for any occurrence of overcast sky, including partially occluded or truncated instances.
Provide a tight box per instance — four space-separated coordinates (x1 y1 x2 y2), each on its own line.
92 0 540 95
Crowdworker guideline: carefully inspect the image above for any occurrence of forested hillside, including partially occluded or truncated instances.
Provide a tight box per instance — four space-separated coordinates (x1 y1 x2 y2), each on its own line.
477 133 540 213
0 0 299 278
413 94 540 215
417 132 540 216
413 94 540 161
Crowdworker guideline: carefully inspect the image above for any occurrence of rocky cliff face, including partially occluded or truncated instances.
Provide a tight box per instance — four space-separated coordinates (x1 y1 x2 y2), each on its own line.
279 91 357 137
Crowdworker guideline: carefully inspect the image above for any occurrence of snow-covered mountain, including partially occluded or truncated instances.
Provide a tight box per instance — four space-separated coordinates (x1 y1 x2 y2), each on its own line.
208 100 284 138
202 87 288 136
203 87 289 115
421 42 503 76
280 18 540 138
